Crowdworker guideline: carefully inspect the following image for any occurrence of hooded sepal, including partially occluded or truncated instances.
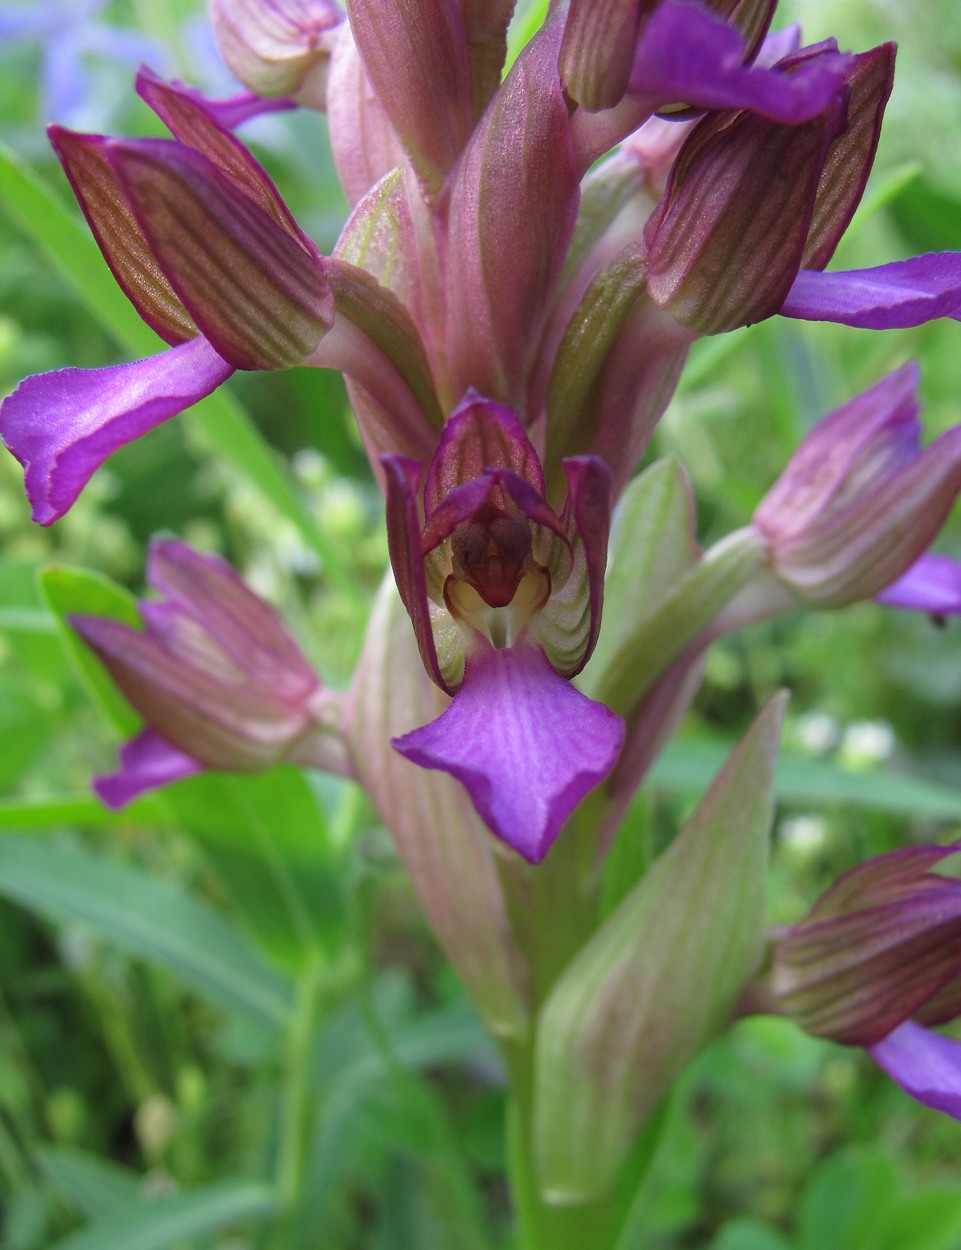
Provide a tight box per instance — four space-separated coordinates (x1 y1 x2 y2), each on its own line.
801 42 895 270
0 337 235 525
773 845 961 1045
48 125 198 346
71 539 347 798
533 694 785 1199
209 0 343 103
392 640 625 864
346 572 530 1038
108 137 333 370
644 60 846 333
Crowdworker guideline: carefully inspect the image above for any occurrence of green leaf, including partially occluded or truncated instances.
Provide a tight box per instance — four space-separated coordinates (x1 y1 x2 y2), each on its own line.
534 695 786 1201
38 565 142 735
37 1147 142 1221
46 1179 280 1250
796 1148 899 1250
708 1219 792 1250
0 837 292 1027
0 140 359 600
865 1185 961 1250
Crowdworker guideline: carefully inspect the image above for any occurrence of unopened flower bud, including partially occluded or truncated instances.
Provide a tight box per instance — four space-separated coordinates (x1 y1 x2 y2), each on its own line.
72 540 348 806
753 362 961 607
774 845 961 1045
209 0 344 106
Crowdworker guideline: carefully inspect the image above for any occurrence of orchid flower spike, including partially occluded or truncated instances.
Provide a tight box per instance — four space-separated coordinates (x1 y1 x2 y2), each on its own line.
72 539 349 807
383 395 624 863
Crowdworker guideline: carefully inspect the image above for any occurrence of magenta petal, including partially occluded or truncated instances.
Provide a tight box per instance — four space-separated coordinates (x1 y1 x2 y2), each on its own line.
869 1021 961 1120
94 728 202 809
391 644 625 863
780 255 961 328
629 2 849 122
876 553 961 613
0 337 234 524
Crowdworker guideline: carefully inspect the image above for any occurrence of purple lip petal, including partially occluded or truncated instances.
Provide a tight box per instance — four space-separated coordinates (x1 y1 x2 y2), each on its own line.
391 643 625 864
93 728 201 809
869 1021 961 1120
780 254 961 328
629 2 849 122
0 337 234 525
876 552 961 614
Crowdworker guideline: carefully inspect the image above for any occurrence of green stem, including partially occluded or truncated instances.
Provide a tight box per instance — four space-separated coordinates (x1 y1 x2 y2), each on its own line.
276 956 324 1210
502 1038 614 1250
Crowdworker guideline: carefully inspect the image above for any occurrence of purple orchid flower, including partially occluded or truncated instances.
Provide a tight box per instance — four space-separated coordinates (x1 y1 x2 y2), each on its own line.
774 844 961 1120
383 394 624 863
0 69 335 525
71 539 349 807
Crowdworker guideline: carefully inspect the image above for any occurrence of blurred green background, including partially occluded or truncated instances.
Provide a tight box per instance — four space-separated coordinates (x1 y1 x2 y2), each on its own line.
3 0 961 1247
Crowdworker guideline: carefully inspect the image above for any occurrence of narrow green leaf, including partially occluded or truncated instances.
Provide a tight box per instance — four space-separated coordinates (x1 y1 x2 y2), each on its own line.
46 1180 280 1250
37 1146 142 1221
0 837 292 1026
38 565 142 735
0 140 359 600
534 695 785 1200
0 795 162 831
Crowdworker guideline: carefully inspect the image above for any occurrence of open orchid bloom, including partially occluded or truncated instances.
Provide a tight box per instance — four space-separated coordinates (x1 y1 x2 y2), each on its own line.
72 539 349 806
383 395 624 863
0 70 334 524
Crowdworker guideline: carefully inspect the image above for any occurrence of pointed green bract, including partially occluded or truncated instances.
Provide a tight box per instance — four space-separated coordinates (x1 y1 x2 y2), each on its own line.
532 694 786 1200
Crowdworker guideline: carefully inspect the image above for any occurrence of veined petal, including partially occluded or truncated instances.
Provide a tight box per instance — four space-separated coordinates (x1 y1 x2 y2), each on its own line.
780 255 961 327
135 68 303 234
110 138 333 370
391 642 624 863
870 1021 961 1120
94 728 201 809
48 125 197 346
0 337 234 525
876 553 961 614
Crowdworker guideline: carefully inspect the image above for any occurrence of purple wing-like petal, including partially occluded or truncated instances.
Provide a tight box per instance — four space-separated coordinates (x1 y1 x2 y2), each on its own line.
629 2 849 122
876 553 961 614
391 642 625 863
0 337 234 525
780 255 961 328
94 728 202 808
869 1020 961 1120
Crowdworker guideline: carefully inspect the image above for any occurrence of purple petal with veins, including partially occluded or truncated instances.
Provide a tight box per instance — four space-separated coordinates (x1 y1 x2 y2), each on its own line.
0 336 234 525
94 728 201 809
629 2 849 122
392 642 625 863
876 553 961 613
870 1020 961 1120
780 255 961 328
